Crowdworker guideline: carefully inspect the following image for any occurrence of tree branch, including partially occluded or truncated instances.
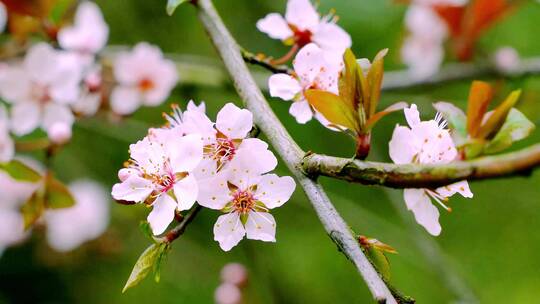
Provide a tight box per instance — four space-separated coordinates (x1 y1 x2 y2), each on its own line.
382 57 540 91
301 143 540 189
194 0 400 302
157 205 202 244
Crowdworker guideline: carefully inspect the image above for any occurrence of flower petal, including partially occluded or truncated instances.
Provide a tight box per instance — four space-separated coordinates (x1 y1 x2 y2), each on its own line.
388 125 420 164
312 22 351 54
436 180 473 199
245 211 276 242
214 212 245 251
254 174 295 209
10 102 41 136
268 73 302 101
196 173 231 210
0 66 32 103
289 99 313 124
168 133 203 173
404 104 421 127
147 194 177 235
404 188 441 236
42 103 75 132
285 0 319 31
110 86 141 115
173 175 198 211
24 43 60 84
293 43 326 85
234 138 278 174
256 13 293 40
216 103 253 139
111 175 153 202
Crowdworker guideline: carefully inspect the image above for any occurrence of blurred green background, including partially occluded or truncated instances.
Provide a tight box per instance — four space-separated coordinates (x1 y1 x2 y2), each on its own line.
2 0 540 303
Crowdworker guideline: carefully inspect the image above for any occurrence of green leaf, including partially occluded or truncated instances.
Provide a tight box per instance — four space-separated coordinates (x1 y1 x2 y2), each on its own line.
338 49 360 111
153 243 171 283
366 247 391 280
139 221 155 241
304 89 359 132
166 0 189 16
45 176 75 209
433 101 468 144
484 108 535 154
477 89 521 140
366 48 387 117
123 243 170 293
21 188 46 230
463 139 486 159
0 160 42 182
466 81 493 137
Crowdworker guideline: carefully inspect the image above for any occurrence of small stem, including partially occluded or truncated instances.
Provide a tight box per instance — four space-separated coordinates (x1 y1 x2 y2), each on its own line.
15 138 51 152
355 133 371 160
160 205 202 244
241 49 293 74
269 44 299 65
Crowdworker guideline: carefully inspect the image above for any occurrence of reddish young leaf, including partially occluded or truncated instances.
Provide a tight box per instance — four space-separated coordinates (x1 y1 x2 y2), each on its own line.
338 49 360 111
304 89 359 131
466 80 493 138
366 49 388 117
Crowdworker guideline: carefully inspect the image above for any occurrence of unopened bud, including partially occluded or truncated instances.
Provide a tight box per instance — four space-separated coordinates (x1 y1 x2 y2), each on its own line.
47 122 72 145
214 283 241 304
221 263 248 286
118 168 133 182
494 47 520 73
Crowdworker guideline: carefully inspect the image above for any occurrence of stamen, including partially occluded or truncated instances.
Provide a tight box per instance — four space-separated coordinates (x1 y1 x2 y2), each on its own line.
426 189 452 212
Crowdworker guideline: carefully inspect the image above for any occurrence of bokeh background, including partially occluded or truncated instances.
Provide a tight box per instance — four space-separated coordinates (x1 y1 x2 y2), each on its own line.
1 0 540 303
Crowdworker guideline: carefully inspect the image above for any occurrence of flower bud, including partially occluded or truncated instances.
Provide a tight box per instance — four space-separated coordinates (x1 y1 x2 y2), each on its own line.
214 283 241 304
47 122 72 145
494 47 519 73
220 263 248 286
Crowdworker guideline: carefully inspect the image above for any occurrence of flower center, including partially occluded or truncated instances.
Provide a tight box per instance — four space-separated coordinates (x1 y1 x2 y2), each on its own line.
31 83 51 104
153 171 176 193
205 136 237 170
232 190 255 215
138 78 155 92
289 24 313 47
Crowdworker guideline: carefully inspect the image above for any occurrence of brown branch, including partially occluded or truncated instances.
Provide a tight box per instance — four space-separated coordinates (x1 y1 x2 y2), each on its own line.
156 205 202 244
301 144 540 189
194 0 400 302
241 49 293 74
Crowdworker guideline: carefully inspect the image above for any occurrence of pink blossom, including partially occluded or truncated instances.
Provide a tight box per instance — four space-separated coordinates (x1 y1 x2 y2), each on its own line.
111 43 178 115
389 104 473 235
256 0 351 56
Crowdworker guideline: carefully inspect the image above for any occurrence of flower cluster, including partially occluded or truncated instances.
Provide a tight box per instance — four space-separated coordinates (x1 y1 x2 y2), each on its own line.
389 104 473 235
112 102 296 251
0 160 110 255
401 2 451 79
0 1 178 150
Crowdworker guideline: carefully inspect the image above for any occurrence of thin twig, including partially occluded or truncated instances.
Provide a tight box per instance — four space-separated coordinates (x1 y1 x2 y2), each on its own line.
382 57 540 91
194 0 400 302
241 49 293 74
156 205 202 243
301 144 540 189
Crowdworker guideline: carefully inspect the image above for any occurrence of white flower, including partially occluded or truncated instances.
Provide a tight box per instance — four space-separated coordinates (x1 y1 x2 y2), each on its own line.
0 162 41 256
165 102 278 179
111 43 178 115
45 180 110 252
268 43 340 125
493 47 520 73
388 104 473 235
0 105 14 162
72 65 102 116
111 132 203 235
256 0 351 55
0 2 6 33
58 1 109 55
401 5 447 80
0 43 82 136
198 160 296 251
